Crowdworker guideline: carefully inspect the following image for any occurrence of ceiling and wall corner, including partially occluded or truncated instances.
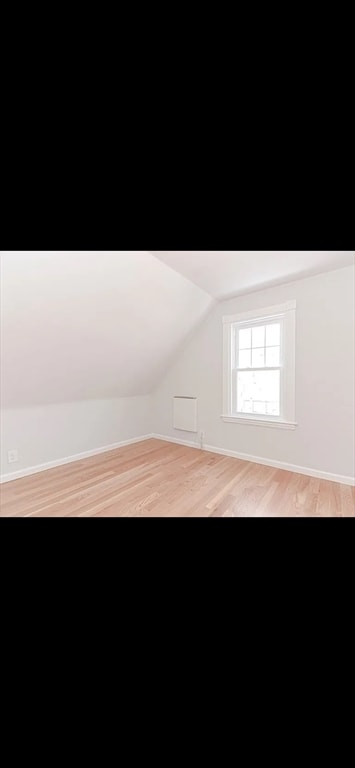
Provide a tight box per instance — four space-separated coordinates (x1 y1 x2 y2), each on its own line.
2 250 353 412
151 251 354 300
0 251 214 408
152 264 355 482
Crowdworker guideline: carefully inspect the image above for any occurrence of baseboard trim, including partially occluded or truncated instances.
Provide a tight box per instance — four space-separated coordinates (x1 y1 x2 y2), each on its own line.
152 434 355 486
0 434 154 484
2 431 354 487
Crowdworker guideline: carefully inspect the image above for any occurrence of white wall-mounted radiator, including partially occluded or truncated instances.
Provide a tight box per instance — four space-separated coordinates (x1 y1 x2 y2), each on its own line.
173 397 198 433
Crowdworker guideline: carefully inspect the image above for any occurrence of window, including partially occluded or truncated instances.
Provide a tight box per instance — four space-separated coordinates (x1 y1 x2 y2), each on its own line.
222 301 297 429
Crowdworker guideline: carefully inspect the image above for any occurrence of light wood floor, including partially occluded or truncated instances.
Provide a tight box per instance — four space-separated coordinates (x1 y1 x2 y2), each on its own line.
0 439 354 517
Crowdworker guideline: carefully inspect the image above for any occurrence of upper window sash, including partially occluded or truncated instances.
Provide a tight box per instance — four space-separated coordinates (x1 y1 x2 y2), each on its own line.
233 319 283 371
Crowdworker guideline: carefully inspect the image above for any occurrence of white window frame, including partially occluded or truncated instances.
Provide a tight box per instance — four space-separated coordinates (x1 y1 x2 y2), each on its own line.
222 301 297 429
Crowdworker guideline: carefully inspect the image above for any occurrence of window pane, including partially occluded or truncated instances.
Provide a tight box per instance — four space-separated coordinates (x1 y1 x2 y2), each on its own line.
265 346 280 367
266 323 280 347
266 401 280 416
252 401 266 414
239 328 251 349
237 370 280 415
239 349 251 368
252 325 265 348
252 348 264 367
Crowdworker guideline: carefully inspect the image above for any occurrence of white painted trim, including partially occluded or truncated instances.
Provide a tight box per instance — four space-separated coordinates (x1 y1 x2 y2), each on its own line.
154 433 201 450
221 416 297 429
223 301 297 324
152 434 355 486
223 321 232 417
0 434 154 484
2 431 353 488
223 301 296 424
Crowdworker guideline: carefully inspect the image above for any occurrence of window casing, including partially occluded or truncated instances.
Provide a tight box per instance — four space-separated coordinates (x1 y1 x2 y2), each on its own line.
222 301 297 429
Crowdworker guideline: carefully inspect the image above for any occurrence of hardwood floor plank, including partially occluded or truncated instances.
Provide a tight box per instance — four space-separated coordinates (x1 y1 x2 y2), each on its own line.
0 439 354 517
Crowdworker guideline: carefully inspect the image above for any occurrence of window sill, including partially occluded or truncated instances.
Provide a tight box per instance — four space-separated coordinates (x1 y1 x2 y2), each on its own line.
221 415 297 430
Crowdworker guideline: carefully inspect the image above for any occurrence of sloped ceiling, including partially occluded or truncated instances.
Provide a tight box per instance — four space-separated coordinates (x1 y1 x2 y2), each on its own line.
0 252 213 407
152 251 354 299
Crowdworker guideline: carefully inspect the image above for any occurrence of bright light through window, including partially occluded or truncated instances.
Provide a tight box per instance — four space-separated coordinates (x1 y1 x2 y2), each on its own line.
223 301 296 428
236 322 281 416
237 370 280 415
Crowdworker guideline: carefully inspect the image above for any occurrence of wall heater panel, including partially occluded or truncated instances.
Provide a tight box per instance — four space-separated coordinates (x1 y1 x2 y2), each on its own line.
173 397 198 432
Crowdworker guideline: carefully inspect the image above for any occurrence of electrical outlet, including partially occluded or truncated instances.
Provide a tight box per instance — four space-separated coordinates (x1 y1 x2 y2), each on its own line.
7 450 18 464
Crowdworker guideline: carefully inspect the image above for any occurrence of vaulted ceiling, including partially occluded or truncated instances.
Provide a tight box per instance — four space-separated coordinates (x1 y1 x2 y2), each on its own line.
2 251 353 409
152 251 354 299
0 252 213 407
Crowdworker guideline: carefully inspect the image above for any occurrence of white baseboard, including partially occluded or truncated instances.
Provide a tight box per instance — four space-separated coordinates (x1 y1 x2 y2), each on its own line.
0 434 154 484
2 431 354 488
152 433 355 487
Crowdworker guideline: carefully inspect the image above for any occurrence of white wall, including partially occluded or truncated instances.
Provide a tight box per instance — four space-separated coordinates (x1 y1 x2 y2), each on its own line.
0 250 212 480
0 396 152 477
152 266 355 481
0 251 213 407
